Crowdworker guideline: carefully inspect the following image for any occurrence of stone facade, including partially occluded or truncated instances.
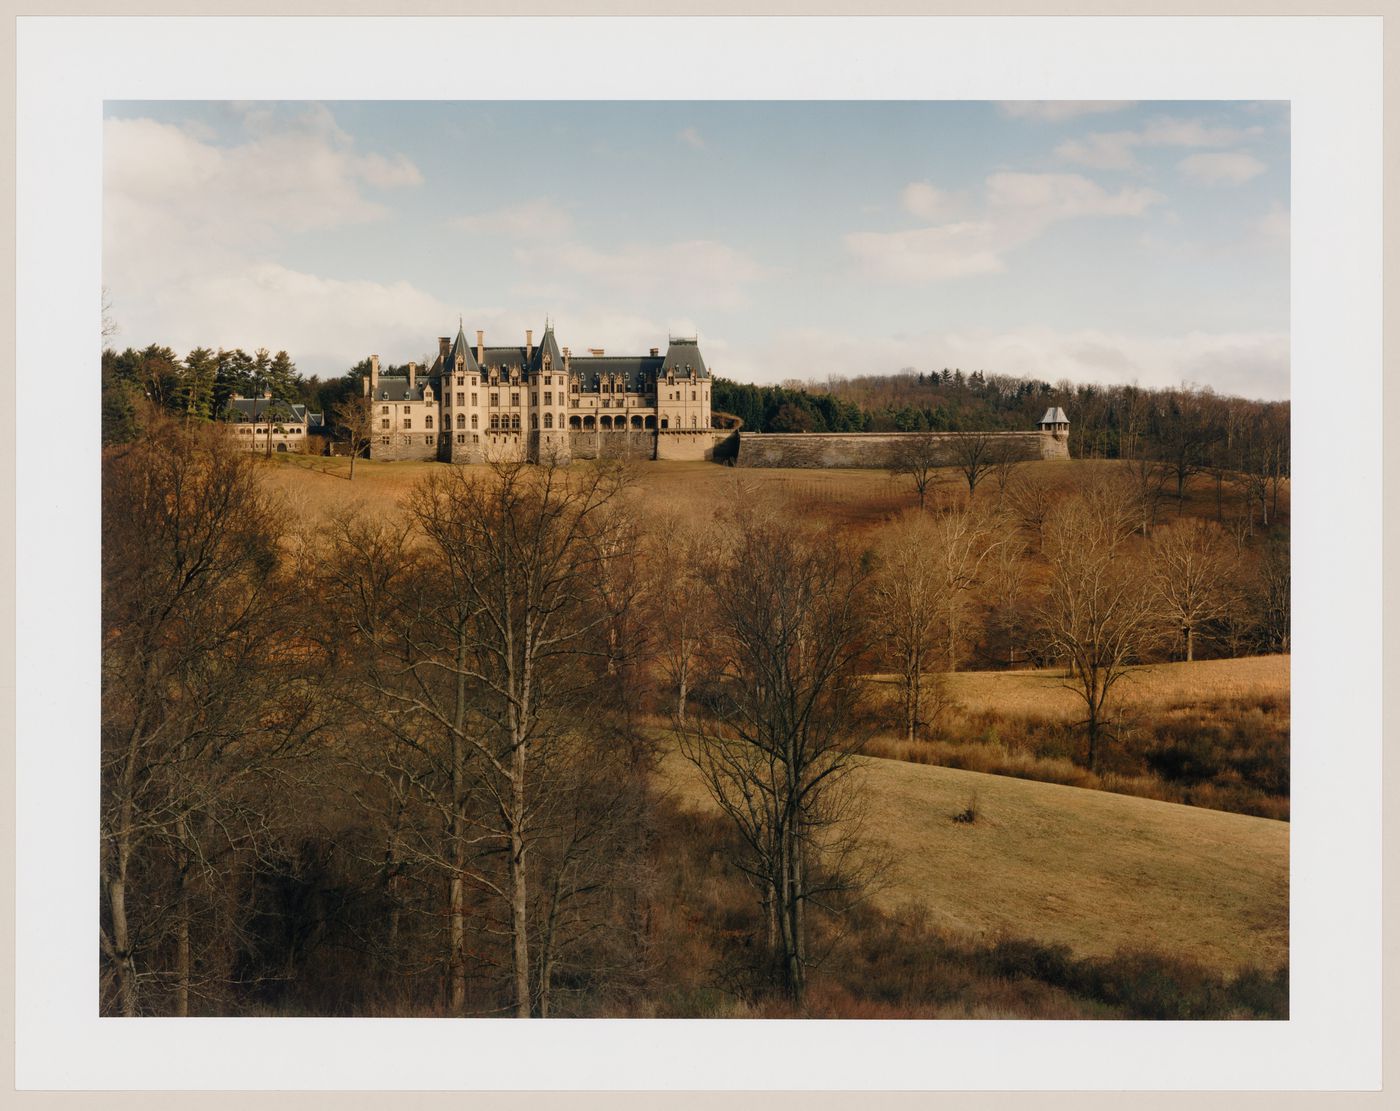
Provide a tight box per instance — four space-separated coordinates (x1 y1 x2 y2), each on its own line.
734 428 1070 469
366 322 715 464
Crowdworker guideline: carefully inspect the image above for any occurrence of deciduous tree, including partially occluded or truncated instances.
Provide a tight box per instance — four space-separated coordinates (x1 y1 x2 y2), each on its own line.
680 509 872 1004
1037 480 1161 771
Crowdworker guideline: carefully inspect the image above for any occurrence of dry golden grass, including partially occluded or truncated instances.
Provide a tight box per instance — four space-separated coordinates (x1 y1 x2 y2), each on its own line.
257 453 1083 535
655 744 1287 975
922 655 1289 722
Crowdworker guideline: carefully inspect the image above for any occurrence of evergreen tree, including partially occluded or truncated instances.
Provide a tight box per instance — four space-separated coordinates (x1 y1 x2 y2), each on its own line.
181 347 217 421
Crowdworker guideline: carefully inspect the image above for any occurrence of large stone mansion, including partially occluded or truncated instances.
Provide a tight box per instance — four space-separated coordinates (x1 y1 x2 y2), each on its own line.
364 321 722 464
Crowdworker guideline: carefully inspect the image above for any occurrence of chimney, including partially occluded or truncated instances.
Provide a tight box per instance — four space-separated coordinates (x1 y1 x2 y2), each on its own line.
526 329 534 362
650 347 659 357
562 346 571 371
589 347 605 357
408 361 417 391
370 354 380 395
438 336 450 362
476 330 484 365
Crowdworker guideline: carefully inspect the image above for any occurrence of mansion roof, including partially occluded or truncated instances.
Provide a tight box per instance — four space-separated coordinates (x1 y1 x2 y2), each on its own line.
227 398 323 427
426 324 709 393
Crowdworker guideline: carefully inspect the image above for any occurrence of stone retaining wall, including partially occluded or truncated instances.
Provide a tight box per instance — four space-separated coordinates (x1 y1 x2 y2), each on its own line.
735 430 1068 469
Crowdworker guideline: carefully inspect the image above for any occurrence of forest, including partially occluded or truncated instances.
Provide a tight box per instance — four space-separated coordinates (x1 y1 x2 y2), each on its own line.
100 401 1290 1019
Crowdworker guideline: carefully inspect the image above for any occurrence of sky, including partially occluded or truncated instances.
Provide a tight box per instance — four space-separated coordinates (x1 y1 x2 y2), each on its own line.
103 100 1289 399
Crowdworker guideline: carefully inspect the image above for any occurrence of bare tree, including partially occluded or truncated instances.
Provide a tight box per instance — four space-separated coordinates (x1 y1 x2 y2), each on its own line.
1149 518 1238 661
947 430 1001 498
1004 471 1059 553
651 512 710 725
680 509 872 1005
927 499 1005 671
102 285 118 341
888 432 943 508
102 416 313 1015
326 460 639 1017
1120 455 1171 536
989 435 1030 504
1037 481 1161 771
870 511 945 742
331 395 375 479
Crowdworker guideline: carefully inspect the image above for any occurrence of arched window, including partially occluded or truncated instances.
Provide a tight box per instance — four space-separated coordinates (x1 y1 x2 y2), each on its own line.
511 414 521 430
583 416 595 430
569 415 581 429
544 412 553 429
631 415 642 429
490 414 500 430
600 415 612 430
456 413 465 429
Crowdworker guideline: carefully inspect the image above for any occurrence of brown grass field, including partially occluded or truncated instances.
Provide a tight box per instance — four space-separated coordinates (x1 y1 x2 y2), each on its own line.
915 654 1289 721
259 451 1085 533
261 451 1282 541
655 745 1288 976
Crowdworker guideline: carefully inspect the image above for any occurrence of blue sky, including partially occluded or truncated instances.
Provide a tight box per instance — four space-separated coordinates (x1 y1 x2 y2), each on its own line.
103 100 1289 398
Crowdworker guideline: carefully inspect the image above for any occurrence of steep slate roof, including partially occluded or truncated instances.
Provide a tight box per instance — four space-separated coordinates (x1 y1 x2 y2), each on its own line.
660 337 708 379
1038 407 1069 425
447 323 480 374
402 322 706 390
570 355 664 393
227 398 316 423
370 376 432 403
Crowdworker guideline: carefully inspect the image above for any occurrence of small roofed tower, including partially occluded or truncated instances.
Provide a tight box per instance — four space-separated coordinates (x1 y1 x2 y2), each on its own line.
1038 406 1070 440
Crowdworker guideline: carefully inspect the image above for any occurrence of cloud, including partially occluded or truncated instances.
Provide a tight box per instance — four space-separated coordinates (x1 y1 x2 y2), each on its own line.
104 109 423 290
107 260 463 374
452 198 573 239
1178 151 1268 186
1055 116 1262 172
846 172 1161 282
677 126 705 150
998 101 1136 122
985 172 1161 220
736 325 1289 401
899 181 958 222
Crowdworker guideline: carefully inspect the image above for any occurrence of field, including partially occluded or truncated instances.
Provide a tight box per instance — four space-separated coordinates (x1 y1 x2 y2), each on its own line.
928 655 1287 721
655 746 1288 976
260 451 1078 531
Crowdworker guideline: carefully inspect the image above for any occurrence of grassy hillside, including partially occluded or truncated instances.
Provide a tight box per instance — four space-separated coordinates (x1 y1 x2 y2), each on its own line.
931 655 1287 720
656 746 1288 976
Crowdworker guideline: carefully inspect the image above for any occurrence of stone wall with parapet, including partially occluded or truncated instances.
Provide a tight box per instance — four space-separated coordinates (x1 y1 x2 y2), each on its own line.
565 429 741 462
655 429 739 462
568 430 657 461
734 430 1069 469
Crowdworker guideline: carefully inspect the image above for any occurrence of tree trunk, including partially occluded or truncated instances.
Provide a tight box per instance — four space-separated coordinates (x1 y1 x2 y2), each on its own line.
676 652 688 726
175 813 190 1017
108 871 138 1017
449 643 469 1015
510 744 531 1018
1185 625 1195 663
